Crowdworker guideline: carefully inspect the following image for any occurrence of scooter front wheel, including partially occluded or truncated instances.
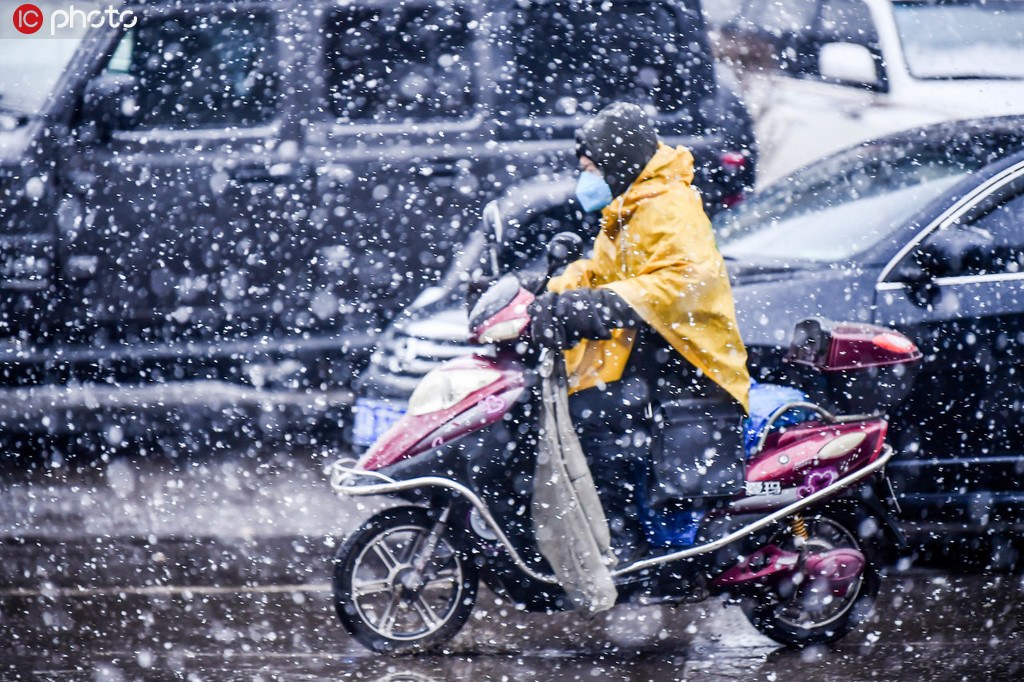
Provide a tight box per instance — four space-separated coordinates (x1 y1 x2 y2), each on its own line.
333 506 478 652
741 503 881 647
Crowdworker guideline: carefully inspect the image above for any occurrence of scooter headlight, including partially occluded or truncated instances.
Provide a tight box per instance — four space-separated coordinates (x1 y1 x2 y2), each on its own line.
477 317 529 344
407 368 502 416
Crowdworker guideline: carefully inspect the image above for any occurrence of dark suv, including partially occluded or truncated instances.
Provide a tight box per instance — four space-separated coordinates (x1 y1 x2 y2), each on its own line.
0 0 754 438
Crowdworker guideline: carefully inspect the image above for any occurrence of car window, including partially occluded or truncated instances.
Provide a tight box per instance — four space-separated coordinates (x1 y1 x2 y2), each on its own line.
324 4 473 123
0 29 88 116
508 0 712 118
818 0 877 46
779 0 880 81
715 143 994 262
718 0 882 81
719 0 770 33
892 1 1024 80
762 0 818 35
702 0 748 30
106 12 277 130
922 192 1024 278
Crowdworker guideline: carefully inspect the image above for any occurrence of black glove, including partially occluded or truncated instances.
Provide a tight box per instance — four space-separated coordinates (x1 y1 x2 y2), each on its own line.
516 270 547 294
528 289 616 350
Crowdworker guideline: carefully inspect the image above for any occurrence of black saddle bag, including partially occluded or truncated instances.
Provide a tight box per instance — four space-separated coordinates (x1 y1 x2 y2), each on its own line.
648 397 746 508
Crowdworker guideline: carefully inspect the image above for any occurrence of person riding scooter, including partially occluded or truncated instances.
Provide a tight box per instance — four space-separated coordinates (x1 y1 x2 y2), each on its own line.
330 107 916 646
528 102 752 563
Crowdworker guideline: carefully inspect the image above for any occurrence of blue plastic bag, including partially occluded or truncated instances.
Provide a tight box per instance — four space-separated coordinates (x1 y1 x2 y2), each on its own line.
744 382 813 457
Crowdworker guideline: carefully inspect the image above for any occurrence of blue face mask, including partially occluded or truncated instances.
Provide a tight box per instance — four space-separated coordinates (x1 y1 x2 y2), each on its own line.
575 172 614 213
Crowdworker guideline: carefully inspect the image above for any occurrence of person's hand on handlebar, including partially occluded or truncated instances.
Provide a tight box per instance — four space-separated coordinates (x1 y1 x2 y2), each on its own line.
528 289 633 350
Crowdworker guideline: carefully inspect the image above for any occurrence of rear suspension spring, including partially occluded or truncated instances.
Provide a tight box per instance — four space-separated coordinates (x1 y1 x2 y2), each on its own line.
789 514 809 545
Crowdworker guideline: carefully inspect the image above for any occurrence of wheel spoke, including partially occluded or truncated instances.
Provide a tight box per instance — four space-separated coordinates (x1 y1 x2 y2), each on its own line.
377 593 402 637
420 571 458 592
412 595 441 630
404 532 434 568
372 538 403 570
352 578 393 599
768 516 863 629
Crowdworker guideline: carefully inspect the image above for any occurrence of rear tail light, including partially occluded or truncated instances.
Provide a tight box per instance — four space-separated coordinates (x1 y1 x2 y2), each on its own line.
721 192 746 209
720 151 748 171
872 332 917 354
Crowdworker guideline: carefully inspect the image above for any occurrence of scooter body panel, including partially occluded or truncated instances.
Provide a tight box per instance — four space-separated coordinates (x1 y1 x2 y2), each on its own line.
358 353 526 472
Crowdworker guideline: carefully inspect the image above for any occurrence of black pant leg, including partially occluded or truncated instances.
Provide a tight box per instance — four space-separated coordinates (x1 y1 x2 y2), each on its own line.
569 377 651 561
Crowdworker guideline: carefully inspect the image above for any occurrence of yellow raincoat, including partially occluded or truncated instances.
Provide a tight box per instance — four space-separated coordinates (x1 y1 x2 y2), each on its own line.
548 144 751 412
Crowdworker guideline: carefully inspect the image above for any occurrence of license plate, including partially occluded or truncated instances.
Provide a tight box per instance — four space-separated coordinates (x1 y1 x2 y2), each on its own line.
352 397 407 447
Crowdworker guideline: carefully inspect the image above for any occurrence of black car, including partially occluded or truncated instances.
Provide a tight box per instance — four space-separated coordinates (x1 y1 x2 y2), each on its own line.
0 0 754 440
719 116 1024 531
355 115 1024 538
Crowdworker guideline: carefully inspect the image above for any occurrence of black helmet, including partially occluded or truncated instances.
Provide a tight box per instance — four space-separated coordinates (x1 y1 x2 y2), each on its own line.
574 102 659 198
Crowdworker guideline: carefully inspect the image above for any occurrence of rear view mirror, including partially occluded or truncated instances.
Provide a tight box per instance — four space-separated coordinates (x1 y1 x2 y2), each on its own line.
480 200 503 278
914 226 994 279
819 42 879 87
79 72 140 142
482 200 503 244
891 243 947 307
891 226 993 306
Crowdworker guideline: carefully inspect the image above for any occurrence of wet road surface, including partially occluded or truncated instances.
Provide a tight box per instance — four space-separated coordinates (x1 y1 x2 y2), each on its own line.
2 446 1024 680
5 572 1024 681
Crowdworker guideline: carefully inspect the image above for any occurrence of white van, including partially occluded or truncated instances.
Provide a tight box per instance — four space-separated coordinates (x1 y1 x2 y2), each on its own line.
712 0 1024 185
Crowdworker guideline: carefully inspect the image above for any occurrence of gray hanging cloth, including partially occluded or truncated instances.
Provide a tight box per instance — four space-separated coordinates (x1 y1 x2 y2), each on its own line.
531 351 617 616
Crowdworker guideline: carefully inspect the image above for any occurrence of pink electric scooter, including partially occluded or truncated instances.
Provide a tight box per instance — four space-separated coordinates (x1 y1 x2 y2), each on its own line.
329 234 919 652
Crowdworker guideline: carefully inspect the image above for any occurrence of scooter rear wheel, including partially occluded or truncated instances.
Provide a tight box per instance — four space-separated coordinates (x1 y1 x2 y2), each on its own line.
741 503 881 647
333 506 478 652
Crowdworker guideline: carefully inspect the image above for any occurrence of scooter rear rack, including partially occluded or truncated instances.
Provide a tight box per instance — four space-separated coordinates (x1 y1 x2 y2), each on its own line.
328 445 893 584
